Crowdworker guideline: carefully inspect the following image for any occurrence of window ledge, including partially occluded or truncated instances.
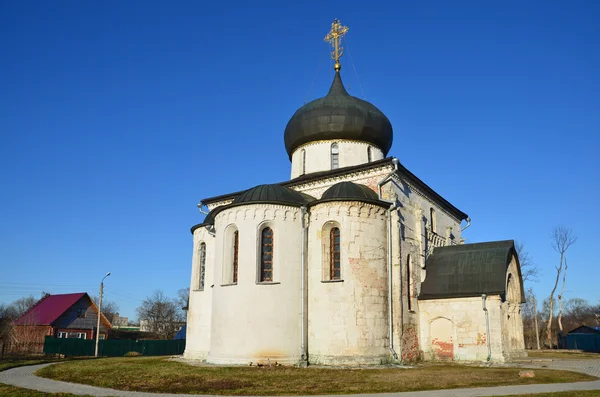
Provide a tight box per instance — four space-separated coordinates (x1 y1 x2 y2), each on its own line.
220 283 238 287
321 279 344 283
256 281 281 285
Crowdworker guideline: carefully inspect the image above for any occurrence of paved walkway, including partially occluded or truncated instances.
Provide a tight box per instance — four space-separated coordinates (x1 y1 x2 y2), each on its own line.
1 361 600 397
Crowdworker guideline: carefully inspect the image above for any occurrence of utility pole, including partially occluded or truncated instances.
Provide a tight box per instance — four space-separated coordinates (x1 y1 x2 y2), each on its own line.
95 272 111 357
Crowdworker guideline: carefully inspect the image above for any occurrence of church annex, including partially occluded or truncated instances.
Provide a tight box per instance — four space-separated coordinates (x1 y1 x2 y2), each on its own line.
184 20 526 365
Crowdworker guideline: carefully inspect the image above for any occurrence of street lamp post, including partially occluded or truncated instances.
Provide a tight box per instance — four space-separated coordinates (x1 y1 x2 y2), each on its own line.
94 272 111 357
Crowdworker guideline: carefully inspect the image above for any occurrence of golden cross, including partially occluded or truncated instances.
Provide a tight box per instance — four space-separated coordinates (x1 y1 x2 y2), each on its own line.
324 19 349 72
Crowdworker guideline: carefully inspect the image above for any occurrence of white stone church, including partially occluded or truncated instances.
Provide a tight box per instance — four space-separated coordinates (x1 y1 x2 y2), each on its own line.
184 21 526 366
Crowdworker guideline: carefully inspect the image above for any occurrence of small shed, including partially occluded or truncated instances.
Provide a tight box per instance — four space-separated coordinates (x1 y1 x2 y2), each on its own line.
564 325 600 352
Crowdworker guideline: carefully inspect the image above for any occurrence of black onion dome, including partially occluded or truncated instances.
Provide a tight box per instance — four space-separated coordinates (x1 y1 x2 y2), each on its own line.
314 181 389 208
233 184 315 206
284 71 393 158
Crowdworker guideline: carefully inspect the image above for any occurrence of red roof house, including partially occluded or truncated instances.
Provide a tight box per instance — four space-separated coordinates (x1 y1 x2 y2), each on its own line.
12 292 112 349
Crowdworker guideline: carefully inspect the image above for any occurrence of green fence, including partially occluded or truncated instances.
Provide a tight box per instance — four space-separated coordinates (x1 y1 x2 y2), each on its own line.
43 337 186 357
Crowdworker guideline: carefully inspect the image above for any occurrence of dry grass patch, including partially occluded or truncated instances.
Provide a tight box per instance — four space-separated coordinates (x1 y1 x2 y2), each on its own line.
527 350 600 360
37 357 596 395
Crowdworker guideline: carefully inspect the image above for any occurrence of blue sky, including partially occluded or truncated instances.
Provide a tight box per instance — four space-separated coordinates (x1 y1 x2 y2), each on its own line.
1 1 598 320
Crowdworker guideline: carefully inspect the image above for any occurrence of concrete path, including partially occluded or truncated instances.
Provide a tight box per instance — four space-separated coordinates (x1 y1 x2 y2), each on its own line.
1 361 600 397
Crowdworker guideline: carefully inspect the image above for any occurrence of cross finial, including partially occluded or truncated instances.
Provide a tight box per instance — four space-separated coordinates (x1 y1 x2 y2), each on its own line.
324 19 349 72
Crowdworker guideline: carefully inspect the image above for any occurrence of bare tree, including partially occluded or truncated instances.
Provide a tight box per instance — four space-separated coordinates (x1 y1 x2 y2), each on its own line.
177 288 190 312
524 288 541 350
547 226 576 348
136 290 184 340
557 257 568 333
91 296 120 324
0 303 18 346
515 241 539 285
11 296 37 317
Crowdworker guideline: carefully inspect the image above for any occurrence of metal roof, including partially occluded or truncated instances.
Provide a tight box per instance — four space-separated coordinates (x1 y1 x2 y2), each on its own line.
284 71 393 158
419 240 525 302
13 293 86 326
311 181 389 208
233 184 315 206
191 185 315 234
199 158 468 221
13 292 112 328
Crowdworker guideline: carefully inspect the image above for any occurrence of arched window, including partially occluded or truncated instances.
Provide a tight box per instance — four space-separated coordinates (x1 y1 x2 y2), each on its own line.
367 146 372 163
331 143 339 170
330 227 341 280
232 230 239 283
198 242 206 290
301 149 306 175
430 207 436 233
260 227 273 282
406 254 412 311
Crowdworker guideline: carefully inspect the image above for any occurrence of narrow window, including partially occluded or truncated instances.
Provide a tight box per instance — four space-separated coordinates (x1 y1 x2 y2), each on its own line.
260 227 274 282
330 227 341 279
331 143 339 170
198 242 206 290
301 149 306 175
406 254 412 311
232 231 239 283
367 146 372 163
430 208 436 233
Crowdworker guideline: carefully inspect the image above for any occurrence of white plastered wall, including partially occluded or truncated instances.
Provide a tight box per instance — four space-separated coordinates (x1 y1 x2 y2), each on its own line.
307 201 389 365
290 140 384 179
207 204 303 365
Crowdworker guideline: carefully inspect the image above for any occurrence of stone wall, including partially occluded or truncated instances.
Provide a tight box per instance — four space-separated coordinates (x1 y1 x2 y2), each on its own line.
307 201 390 365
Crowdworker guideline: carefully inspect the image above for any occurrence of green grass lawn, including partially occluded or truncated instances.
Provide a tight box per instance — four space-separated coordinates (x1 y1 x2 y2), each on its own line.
36 356 597 395
527 350 600 360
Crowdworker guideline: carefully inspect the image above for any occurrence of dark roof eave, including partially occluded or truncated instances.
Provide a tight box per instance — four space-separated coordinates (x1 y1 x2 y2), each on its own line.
417 291 504 301
308 198 391 209
190 200 307 234
199 158 391 205
199 157 468 222
395 162 469 221
190 223 209 234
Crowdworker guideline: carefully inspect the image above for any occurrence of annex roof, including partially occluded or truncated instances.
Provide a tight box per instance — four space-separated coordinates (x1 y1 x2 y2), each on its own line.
419 240 525 302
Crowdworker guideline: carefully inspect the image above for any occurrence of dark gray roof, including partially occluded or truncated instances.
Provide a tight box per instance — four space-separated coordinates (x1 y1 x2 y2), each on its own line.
190 208 217 234
284 71 393 159
199 158 468 222
566 325 600 335
322 181 379 201
312 181 389 208
419 240 524 302
191 185 314 234
233 184 314 206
